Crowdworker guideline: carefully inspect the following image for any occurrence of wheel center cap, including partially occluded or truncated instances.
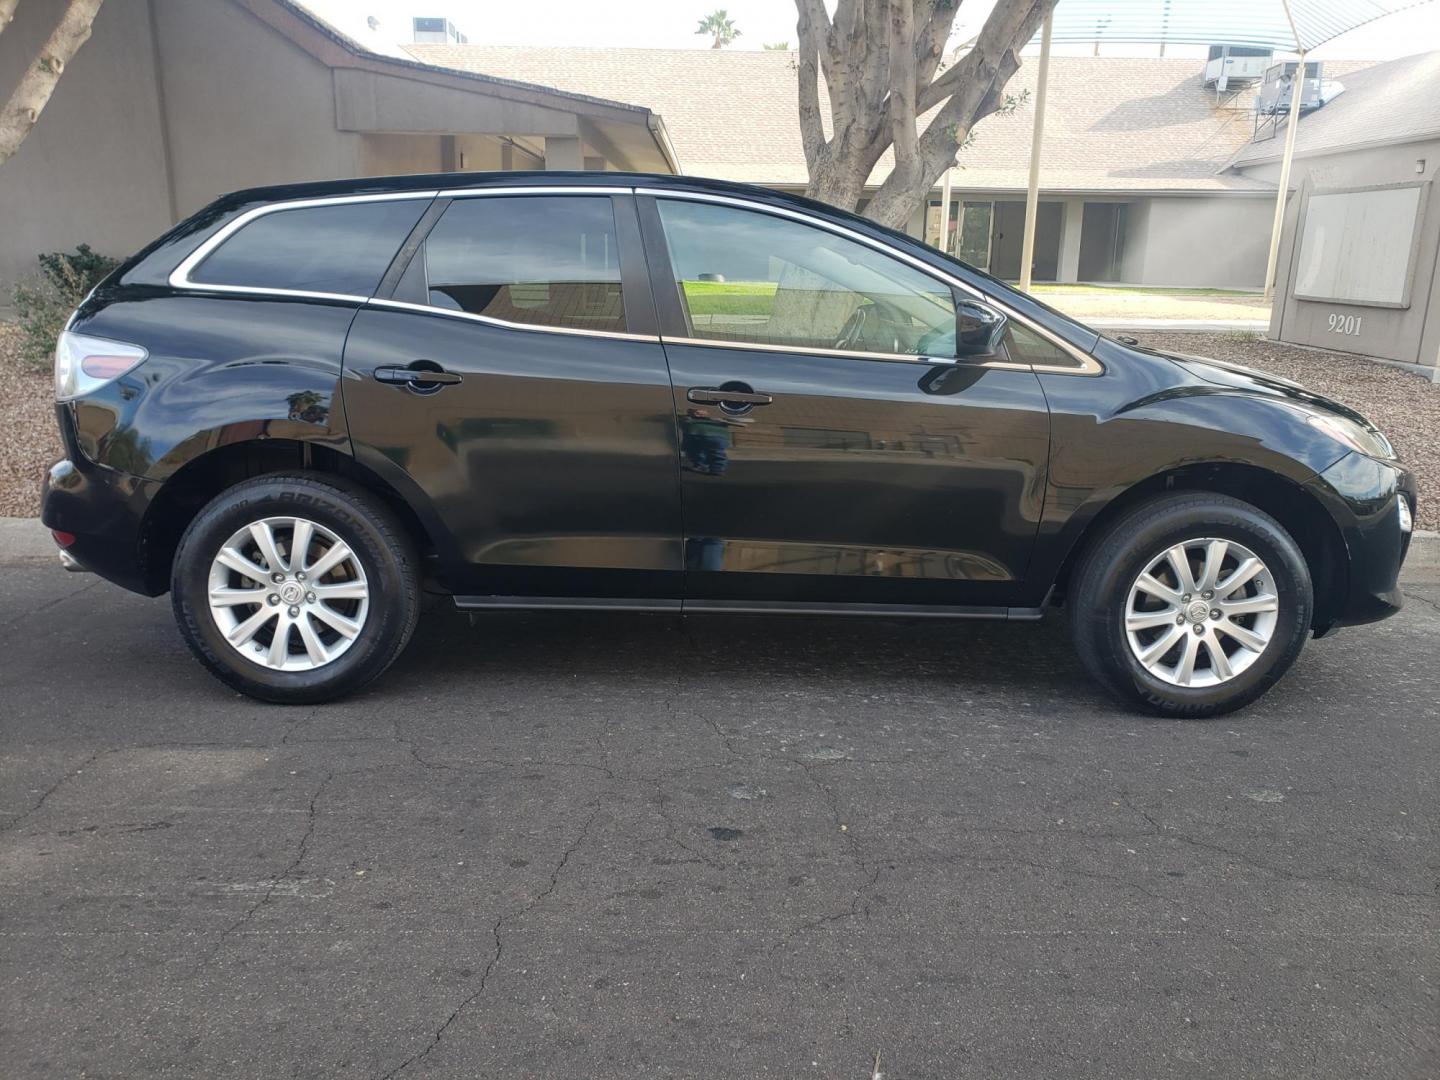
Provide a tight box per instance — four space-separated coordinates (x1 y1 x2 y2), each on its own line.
1186 600 1211 623
279 581 305 605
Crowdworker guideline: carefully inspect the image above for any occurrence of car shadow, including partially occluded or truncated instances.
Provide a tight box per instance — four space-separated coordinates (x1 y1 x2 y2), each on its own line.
380 605 1094 701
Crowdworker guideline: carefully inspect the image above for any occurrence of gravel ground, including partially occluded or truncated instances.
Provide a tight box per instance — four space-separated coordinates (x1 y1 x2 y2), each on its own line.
0 323 60 518
1137 332 1438 529
0 322 1434 527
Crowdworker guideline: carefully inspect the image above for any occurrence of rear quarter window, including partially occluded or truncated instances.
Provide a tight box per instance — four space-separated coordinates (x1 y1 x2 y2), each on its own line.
398 195 628 334
187 198 429 297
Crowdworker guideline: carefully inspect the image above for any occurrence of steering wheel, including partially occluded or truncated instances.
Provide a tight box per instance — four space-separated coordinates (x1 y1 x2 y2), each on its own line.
834 299 910 354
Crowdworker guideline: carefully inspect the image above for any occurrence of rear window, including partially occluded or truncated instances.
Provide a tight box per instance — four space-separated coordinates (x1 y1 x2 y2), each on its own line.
189 198 429 296
400 195 627 334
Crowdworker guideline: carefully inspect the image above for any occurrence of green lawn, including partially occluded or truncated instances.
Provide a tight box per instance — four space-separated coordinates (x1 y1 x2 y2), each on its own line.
680 279 1270 323
681 279 777 317
1032 283 1262 298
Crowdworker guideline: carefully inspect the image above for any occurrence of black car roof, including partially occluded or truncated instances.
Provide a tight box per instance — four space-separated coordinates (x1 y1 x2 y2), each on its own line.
223 170 794 210
214 170 896 243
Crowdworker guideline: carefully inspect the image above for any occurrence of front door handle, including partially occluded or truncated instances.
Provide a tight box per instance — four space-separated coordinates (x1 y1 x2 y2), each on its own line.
374 364 462 388
687 387 773 407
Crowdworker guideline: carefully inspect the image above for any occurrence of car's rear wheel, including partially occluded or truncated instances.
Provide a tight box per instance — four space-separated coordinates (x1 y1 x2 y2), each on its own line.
1069 492 1313 717
171 474 419 704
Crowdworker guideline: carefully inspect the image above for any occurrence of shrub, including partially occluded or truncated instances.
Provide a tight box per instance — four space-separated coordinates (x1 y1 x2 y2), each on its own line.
9 244 120 373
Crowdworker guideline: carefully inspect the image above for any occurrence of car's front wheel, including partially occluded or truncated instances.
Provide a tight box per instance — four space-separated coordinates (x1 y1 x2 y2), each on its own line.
1069 492 1313 717
171 474 420 704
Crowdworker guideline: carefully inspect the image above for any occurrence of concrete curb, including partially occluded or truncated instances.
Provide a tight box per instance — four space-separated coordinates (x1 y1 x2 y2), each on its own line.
3 516 1436 584
0 517 53 562
1406 529 1440 579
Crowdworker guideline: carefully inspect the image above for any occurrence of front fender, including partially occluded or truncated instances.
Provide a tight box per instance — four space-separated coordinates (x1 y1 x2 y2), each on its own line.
1029 363 1354 595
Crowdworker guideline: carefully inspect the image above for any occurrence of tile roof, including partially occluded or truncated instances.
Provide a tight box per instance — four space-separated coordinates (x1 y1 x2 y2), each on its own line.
1229 49 1440 167
408 46 1289 194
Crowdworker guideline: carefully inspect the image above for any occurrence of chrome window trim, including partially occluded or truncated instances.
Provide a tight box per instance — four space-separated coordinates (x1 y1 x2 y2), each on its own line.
367 297 660 343
663 334 1030 371
169 190 441 294
637 186 1104 376
164 182 1103 373
443 185 636 198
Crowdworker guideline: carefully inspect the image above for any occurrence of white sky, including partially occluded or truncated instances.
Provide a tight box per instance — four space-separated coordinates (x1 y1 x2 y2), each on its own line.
332 0 1440 60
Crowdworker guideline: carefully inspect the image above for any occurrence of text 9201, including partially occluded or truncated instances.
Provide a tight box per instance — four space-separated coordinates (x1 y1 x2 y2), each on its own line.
1327 313 1364 336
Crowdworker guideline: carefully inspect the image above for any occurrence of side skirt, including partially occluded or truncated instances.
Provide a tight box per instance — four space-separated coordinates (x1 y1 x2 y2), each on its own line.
452 596 1048 621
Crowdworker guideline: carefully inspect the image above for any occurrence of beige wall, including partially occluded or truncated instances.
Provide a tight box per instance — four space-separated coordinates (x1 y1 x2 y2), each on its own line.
0 0 173 294
358 133 445 176
1262 140 1440 371
152 0 363 217
1123 195 1273 290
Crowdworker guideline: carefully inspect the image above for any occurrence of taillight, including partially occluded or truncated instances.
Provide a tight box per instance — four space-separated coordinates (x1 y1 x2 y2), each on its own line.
55 331 147 402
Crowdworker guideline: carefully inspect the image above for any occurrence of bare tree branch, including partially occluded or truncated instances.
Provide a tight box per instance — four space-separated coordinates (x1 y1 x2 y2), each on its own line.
912 0 957 95
796 0 1055 229
886 0 919 187
0 0 105 169
0 0 24 41
795 0 830 172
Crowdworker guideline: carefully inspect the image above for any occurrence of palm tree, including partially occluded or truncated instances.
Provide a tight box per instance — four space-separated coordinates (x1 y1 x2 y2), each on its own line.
695 9 740 49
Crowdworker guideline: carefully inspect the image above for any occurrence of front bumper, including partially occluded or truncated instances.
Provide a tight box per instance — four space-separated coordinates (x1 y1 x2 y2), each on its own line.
1304 451 1418 632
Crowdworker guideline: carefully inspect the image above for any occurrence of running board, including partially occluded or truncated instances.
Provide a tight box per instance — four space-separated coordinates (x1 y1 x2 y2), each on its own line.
453 595 1046 621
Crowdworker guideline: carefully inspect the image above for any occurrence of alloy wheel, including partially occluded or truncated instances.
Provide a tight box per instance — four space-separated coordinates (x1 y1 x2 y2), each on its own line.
207 516 370 672
1124 537 1280 688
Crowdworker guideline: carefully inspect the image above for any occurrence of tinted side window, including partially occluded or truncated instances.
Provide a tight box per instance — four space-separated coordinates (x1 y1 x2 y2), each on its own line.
191 199 428 296
656 199 956 357
1003 321 1081 368
413 196 627 333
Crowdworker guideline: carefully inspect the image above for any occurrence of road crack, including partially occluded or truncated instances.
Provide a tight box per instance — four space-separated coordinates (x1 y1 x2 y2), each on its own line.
1 749 107 833
201 770 335 964
376 809 601 1079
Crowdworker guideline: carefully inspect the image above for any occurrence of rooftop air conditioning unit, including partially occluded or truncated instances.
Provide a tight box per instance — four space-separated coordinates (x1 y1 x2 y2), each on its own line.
1203 45 1274 93
1256 60 1325 114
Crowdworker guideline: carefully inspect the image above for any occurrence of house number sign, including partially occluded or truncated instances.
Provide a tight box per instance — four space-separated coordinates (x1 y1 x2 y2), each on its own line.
1326 313 1364 336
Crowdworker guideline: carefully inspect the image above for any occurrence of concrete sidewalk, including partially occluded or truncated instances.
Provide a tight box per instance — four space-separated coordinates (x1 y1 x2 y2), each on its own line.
1089 318 1270 334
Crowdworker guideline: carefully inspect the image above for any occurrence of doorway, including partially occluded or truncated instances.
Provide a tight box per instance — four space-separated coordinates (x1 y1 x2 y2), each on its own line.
1078 202 1130 282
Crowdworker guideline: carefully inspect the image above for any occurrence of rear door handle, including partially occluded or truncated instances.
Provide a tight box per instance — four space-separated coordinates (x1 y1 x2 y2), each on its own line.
687 387 773 406
374 365 462 387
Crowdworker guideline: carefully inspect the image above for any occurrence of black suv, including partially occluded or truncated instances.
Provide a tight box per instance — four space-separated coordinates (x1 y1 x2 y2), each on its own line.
42 173 1417 714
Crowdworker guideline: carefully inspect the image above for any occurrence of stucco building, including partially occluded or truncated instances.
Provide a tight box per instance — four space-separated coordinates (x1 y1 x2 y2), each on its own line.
0 0 677 292
412 45 1295 291
1241 51 1440 373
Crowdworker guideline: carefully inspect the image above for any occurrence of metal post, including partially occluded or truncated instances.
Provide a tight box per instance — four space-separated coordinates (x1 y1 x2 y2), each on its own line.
1263 51 1306 304
937 167 954 254
1019 11 1053 292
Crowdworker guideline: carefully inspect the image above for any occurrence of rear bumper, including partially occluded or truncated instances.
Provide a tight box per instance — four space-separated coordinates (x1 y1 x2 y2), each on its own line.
1305 451 1418 632
40 405 163 596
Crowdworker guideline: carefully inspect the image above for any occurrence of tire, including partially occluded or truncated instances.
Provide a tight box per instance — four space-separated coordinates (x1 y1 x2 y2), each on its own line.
171 473 420 704
1068 492 1313 717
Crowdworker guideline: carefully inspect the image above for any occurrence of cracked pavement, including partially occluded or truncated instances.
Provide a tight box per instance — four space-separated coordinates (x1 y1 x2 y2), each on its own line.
1 560 1436 1078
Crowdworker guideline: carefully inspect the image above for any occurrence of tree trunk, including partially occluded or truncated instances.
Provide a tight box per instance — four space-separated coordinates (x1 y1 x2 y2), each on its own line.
0 0 106 169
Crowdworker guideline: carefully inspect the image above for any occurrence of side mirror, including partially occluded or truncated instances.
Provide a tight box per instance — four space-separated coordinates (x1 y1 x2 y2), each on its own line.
955 300 1008 360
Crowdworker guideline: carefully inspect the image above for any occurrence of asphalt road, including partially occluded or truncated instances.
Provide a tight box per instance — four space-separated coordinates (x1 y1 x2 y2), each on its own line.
2 556 1436 1079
